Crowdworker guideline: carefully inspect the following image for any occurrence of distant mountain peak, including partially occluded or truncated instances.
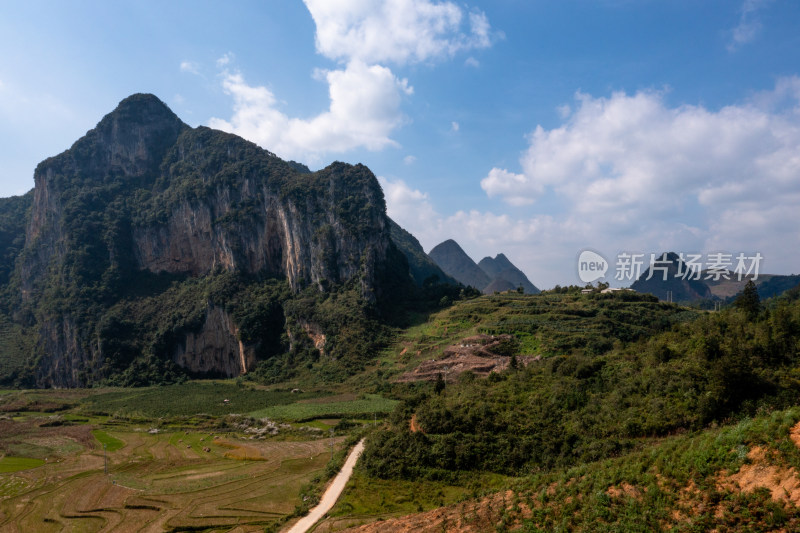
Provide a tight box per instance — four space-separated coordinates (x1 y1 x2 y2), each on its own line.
429 240 540 294
387 219 455 286
478 254 539 294
429 240 491 290
436 239 461 250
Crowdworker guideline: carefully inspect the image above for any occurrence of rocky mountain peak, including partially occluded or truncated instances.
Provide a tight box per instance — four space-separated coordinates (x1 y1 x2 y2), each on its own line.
106 93 183 124
76 93 187 176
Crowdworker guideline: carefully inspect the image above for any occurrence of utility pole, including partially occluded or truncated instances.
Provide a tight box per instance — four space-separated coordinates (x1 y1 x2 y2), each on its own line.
104 444 107 475
329 429 334 462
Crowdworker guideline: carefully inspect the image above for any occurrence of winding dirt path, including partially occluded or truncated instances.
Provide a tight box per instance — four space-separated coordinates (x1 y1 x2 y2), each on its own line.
284 439 365 533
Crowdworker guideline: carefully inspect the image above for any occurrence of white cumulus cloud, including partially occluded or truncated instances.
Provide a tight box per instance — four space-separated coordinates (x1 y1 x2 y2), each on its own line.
210 61 412 164
482 168 535 206
211 1 492 164
303 0 491 65
216 53 233 67
480 77 800 282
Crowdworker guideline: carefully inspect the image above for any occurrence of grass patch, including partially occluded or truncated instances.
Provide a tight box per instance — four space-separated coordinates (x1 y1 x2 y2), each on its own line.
0 456 45 473
249 394 399 421
92 429 125 451
331 470 507 518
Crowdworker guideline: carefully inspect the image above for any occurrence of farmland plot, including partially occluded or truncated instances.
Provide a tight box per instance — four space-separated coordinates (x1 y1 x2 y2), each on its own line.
0 422 341 532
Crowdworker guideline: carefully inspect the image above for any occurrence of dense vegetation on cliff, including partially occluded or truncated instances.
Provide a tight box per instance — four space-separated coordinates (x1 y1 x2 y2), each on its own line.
0 192 31 289
0 94 462 388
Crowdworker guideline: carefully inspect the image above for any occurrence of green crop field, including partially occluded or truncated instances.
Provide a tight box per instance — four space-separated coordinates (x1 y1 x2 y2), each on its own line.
91 429 124 452
80 381 327 417
0 456 45 473
249 394 399 421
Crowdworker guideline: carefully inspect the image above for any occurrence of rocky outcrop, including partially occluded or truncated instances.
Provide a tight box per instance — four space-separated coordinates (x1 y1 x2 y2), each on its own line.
14 94 401 387
131 163 389 294
298 319 327 355
35 316 103 388
172 305 255 377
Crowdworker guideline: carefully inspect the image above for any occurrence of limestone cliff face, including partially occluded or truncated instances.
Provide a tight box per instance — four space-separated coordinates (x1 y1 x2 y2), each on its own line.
35 316 102 388
16 94 398 387
172 305 256 377
130 134 390 296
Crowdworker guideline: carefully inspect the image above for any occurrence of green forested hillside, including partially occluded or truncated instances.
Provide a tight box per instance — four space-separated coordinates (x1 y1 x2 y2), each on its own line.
362 287 800 480
380 289 697 380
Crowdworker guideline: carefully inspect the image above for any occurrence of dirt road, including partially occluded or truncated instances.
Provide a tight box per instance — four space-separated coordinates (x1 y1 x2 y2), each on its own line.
285 439 365 533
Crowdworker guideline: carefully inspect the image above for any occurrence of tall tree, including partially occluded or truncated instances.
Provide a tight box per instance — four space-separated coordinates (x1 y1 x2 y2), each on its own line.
736 280 761 320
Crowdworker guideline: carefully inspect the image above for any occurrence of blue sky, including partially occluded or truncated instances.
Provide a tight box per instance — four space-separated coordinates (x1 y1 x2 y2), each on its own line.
2 0 799 288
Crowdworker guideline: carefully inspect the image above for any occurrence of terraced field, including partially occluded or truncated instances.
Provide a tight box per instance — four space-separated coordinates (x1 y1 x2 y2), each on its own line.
0 416 344 532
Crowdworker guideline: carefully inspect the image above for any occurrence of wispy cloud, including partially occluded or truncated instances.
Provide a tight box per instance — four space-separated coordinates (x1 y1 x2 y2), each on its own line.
216 53 233 68
728 0 772 51
179 61 200 75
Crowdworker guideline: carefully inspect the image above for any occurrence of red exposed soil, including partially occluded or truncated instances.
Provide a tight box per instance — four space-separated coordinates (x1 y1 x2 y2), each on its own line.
395 334 537 382
409 414 422 434
717 444 800 505
606 482 643 500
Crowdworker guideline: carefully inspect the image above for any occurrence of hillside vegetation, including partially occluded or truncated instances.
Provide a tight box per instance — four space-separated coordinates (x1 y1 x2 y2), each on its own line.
362 286 800 481
383 289 697 373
